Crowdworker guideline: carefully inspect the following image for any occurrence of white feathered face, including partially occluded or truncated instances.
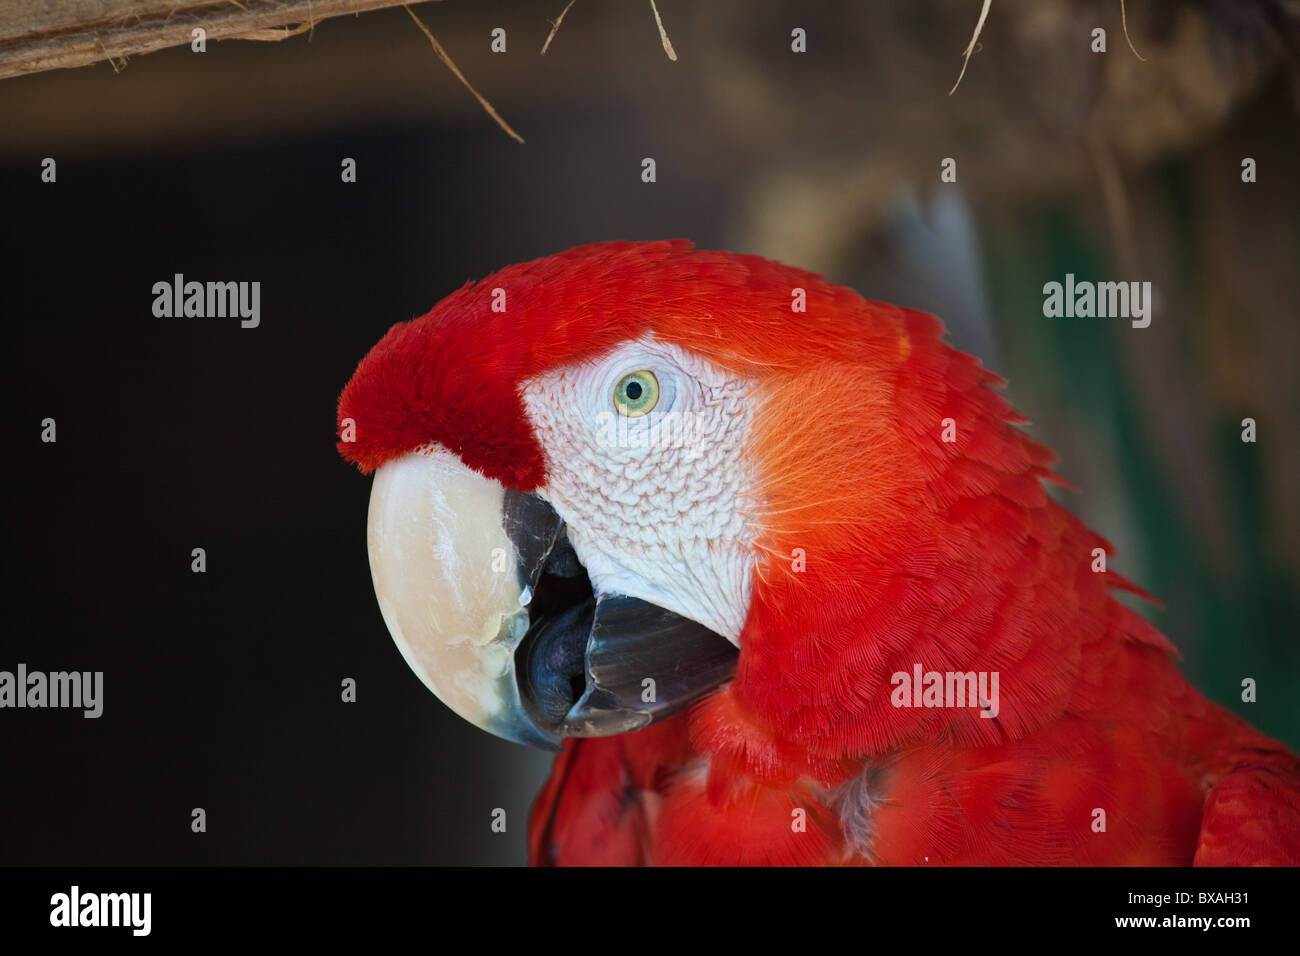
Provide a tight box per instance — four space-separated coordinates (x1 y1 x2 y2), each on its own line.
366 336 760 749
520 337 758 643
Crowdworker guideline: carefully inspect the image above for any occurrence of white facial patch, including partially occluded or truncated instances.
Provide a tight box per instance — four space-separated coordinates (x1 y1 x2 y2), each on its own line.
520 338 756 644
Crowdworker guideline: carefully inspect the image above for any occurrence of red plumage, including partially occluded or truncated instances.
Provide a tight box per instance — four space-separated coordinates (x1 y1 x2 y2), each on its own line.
339 241 1300 866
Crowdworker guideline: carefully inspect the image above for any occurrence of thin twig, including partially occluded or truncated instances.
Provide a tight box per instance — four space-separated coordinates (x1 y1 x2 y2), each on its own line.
541 0 576 55
228 22 314 41
949 0 992 95
403 4 525 143
650 0 677 61
1120 0 1147 61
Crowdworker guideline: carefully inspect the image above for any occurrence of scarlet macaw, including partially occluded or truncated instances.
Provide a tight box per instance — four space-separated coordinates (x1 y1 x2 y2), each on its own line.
337 240 1300 865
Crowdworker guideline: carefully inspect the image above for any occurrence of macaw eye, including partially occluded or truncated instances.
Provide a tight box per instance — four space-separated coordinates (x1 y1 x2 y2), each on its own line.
614 370 659 417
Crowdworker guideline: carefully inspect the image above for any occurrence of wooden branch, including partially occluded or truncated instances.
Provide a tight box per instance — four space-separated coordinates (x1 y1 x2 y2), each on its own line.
0 0 443 80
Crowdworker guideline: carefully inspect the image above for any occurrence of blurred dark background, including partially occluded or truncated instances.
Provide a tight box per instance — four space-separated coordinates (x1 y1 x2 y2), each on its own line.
1 0 1297 865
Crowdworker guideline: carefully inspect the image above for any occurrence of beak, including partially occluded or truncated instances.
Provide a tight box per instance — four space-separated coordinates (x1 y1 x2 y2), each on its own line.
366 448 739 749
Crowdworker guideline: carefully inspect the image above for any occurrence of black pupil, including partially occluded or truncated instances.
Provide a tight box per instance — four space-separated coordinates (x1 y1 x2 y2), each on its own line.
625 381 643 400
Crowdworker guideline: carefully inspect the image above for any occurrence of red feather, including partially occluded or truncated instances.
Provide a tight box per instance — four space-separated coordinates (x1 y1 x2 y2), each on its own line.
337 241 1299 865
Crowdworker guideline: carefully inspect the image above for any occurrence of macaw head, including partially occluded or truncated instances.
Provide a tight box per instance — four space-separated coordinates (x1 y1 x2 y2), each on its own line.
337 240 1121 763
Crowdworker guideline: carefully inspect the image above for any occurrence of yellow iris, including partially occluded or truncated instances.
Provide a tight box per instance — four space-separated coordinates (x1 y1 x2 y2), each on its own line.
614 370 659 417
